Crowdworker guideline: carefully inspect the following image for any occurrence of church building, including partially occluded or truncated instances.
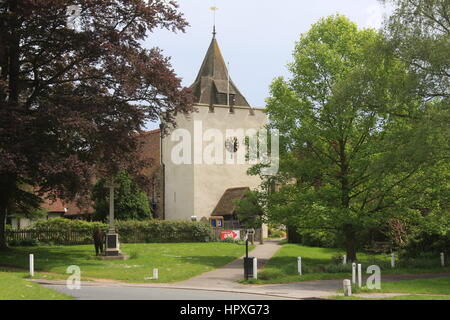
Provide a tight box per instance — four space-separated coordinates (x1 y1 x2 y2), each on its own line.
144 32 268 234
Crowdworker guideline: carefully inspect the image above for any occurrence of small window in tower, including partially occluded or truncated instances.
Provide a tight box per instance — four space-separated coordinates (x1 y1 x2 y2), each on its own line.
216 93 227 105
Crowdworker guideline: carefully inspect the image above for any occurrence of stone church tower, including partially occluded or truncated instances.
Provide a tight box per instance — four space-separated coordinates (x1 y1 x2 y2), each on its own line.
147 33 267 229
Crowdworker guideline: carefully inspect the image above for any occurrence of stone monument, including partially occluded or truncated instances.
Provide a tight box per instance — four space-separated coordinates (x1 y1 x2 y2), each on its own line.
104 179 122 258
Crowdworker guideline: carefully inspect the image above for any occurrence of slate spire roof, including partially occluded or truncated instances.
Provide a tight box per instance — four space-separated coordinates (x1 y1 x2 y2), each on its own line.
190 35 251 107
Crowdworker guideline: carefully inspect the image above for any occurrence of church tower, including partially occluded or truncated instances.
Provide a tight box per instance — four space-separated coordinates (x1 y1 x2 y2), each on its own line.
161 33 267 226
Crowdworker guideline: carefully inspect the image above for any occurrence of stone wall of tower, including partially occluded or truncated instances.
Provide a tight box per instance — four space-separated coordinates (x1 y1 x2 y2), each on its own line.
161 104 267 221
192 105 267 220
161 112 195 221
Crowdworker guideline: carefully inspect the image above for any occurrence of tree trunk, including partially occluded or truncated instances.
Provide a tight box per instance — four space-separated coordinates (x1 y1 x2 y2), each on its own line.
344 224 357 262
0 174 14 251
0 205 7 251
287 227 302 244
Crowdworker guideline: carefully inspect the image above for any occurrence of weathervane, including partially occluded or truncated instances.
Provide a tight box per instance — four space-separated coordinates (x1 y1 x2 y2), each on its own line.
210 1 218 37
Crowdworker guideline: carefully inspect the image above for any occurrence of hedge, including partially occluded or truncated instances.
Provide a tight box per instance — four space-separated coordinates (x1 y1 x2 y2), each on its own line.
7 218 213 245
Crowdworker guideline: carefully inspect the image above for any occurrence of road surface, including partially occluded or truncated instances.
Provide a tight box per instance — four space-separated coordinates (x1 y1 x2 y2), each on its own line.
44 285 296 300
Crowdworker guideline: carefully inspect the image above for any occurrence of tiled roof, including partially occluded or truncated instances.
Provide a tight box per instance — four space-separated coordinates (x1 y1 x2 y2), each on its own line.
190 37 250 107
211 187 250 216
41 198 66 213
138 129 161 177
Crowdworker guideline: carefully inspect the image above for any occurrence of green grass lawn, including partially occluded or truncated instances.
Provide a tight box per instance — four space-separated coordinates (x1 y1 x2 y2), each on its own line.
330 276 450 300
242 244 450 284
0 271 73 300
0 242 253 283
352 276 450 295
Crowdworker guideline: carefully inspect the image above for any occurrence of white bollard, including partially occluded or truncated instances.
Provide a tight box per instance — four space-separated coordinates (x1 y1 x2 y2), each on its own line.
253 258 258 279
391 252 395 268
29 254 34 277
343 279 352 296
357 264 362 288
441 253 445 267
343 254 347 265
153 268 158 280
352 263 356 284
298 257 302 276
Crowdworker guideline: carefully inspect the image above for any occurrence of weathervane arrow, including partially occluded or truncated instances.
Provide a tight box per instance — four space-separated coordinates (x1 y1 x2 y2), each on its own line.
210 4 218 37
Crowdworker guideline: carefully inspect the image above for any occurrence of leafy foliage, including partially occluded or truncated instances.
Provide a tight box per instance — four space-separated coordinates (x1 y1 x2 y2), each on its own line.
252 15 449 261
0 0 194 249
32 217 104 233
234 190 266 229
10 218 212 245
92 171 152 221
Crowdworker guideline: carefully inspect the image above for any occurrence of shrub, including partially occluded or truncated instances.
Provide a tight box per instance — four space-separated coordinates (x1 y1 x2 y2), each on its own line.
331 253 345 265
397 252 445 269
8 239 40 247
299 229 338 248
401 232 450 258
6 218 213 245
32 218 106 233
268 228 286 239
115 220 212 243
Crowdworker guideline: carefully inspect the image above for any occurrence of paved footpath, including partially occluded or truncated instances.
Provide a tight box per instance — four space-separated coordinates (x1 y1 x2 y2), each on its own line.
33 241 450 300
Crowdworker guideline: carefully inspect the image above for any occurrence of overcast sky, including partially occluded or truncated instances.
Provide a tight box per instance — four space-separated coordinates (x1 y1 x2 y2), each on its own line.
144 0 391 130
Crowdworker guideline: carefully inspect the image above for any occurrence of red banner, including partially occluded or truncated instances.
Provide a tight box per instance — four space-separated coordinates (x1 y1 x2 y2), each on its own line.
221 230 240 240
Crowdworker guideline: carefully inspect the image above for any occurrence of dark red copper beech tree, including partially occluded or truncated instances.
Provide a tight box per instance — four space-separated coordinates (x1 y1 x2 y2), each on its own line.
0 0 194 249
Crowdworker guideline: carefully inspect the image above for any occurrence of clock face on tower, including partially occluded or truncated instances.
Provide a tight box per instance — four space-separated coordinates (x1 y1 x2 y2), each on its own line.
225 137 239 153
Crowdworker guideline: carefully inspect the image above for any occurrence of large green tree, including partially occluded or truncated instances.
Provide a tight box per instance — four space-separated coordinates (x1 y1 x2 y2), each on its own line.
0 1 193 249
259 15 448 261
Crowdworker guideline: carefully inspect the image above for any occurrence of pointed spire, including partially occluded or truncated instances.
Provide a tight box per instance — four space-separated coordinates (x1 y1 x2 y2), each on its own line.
189 36 250 107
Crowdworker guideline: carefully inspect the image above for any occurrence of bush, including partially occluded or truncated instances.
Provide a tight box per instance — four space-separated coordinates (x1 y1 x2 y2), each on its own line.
268 227 286 239
32 218 106 233
299 229 338 248
9 218 213 245
8 239 40 247
115 220 212 243
397 251 445 269
401 232 450 258
331 253 345 265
